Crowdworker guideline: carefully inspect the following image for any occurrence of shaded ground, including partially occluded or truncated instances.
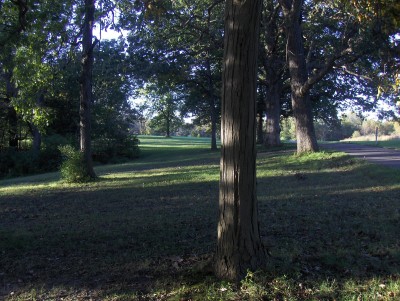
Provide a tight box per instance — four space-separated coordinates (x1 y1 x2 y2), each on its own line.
1 137 399 300
321 142 400 169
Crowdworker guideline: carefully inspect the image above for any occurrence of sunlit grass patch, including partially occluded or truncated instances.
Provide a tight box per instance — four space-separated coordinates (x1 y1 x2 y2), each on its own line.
342 136 400 150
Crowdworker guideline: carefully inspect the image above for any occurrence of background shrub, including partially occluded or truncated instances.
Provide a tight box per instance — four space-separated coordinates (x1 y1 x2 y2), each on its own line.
59 145 90 183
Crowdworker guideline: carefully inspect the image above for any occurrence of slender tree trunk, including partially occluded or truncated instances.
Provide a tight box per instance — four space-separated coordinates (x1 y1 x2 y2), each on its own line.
28 124 41 153
279 0 318 153
30 93 44 153
264 82 282 147
205 7 218 151
257 111 264 144
166 101 171 137
79 0 96 178
210 99 217 150
166 113 170 137
215 0 265 282
206 55 218 150
261 0 284 148
7 107 18 149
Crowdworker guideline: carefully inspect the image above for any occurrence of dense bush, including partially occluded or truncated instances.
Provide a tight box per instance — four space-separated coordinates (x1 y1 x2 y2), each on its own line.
59 145 90 183
0 134 71 179
0 148 39 178
0 134 140 179
39 134 70 170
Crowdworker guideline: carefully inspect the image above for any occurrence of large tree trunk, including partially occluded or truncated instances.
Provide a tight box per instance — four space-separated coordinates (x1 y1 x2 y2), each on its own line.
79 0 96 179
264 81 282 147
279 0 318 153
215 0 265 282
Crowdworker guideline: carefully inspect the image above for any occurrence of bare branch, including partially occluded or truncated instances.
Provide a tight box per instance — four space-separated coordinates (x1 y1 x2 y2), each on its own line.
334 66 373 82
302 47 356 95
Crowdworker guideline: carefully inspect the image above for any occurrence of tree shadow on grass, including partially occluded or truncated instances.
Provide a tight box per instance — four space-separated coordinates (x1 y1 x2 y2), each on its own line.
0 162 399 299
96 148 220 176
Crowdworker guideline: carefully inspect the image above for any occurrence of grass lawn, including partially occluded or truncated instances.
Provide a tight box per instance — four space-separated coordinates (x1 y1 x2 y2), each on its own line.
341 137 400 150
1 136 399 300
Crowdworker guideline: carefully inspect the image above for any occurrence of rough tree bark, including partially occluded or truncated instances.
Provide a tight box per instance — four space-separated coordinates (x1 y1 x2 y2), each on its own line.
264 81 282 147
215 0 265 282
279 0 319 153
261 0 284 148
79 0 96 179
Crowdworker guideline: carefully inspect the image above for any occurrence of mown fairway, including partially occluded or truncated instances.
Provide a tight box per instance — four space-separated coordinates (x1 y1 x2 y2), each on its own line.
1 136 399 300
345 138 400 150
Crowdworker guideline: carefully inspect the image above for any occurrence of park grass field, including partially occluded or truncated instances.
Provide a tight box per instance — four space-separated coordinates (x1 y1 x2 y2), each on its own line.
1 136 400 300
342 136 400 150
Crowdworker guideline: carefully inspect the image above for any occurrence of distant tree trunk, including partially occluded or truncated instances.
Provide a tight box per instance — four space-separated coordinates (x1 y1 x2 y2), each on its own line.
165 99 171 137
206 56 218 150
79 0 96 179
31 124 41 153
257 111 264 144
166 111 171 137
30 93 44 153
260 0 284 148
264 82 282 147
7 107 18 149
210 99 217 149
279 0 318 153
215 0 265 282
205 7 218 151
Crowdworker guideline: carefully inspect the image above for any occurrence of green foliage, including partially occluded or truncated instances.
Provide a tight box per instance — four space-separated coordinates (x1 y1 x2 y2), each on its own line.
340 112 399 139
314 119 343 141
144 90 184 137
10 150 40 176
39 134 70 169
280 117 296 140
0 134 72 179
58 145 91 183
341 113 363 139
352 130 361 138
0 149 39 178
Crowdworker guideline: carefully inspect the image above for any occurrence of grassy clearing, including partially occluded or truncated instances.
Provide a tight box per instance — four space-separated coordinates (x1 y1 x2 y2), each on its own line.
1 136 399 300
342 135 400 150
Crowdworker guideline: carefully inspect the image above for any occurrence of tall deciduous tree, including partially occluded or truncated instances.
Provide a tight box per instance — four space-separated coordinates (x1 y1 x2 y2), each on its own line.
79 0 97 179
260 0 286 147
122 0 224 150
215 0 265 282
279 0 319 153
